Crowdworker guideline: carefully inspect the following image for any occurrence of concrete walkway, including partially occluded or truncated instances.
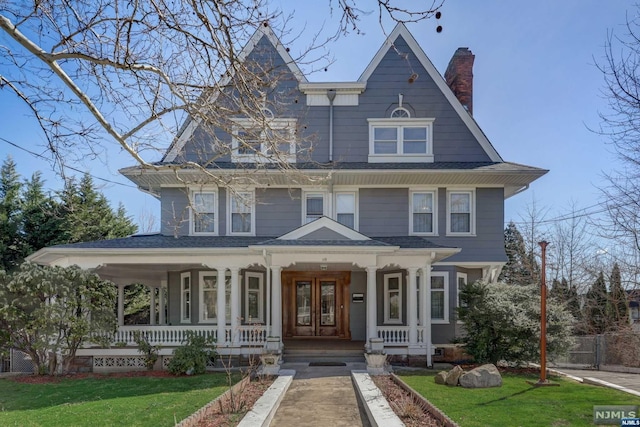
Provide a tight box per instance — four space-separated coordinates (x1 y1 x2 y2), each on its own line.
270 363 371 427
555 368 640 394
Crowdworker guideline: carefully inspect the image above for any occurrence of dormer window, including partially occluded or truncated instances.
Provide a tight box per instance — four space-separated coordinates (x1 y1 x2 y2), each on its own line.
231 118 296 163
367 118 435 163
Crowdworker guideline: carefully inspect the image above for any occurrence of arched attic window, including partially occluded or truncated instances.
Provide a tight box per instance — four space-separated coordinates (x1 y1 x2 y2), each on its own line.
390 107 410 118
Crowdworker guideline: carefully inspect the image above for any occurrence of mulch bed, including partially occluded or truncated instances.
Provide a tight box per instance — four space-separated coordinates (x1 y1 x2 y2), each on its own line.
373 375 442 427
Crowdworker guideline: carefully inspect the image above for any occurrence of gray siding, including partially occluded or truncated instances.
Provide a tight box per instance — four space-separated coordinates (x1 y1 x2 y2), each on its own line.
350 271 367 341
161 188 190 236
255 188 301 236
359 188 409 236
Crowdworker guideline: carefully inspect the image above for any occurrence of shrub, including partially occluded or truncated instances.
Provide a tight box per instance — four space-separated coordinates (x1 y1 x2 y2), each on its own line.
132 331 160 370
457 281 574 365
168 332 216 375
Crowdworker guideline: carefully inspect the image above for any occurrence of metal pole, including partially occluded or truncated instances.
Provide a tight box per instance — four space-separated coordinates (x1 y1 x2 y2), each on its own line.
539 240 548 384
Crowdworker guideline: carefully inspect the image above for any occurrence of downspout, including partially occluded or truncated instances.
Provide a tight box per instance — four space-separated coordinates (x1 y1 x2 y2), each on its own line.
327 89 337 162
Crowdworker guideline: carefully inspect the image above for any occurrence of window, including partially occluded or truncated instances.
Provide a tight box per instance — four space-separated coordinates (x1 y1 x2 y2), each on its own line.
391 107 410 118
244 272 264 323
456 272 468 322
335 192 356 229
304 192 326 224
367 118 434 163
228 191 254 235
384 273 403 324
191 190 217 235
199 272 231 324
410 191 436 235
231 118 296 163
447 190 475 235
431 272 449 323
181 273 191 323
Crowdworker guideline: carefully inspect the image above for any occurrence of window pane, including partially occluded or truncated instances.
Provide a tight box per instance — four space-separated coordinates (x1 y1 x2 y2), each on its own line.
202 276 216 320
337 213 355 228
404 127 427 140
431 291 444 319
296 282 311 326
306 195 323 222
194 193 215 213
403 127 427 154
374 127 398 154
450 193 470 213
389 290 400 320
320 282 335 326
374 127 397 140
232 213 251 232
451 213 470 233
413 213 432 233
336 193 354 213
388 276 399 290
248 291 259 320
431 276 445 289
237 129 261 154
194 213 215 233
404 141 427 153
249 276 260 290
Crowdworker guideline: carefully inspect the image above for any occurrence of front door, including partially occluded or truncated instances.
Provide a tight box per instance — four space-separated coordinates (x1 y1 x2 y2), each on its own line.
282 271 350 338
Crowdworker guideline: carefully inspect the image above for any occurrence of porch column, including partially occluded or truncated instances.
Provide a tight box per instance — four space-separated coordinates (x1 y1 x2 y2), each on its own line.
407 267 419 346
230 267 240 345
159 280 167 325
149 286 156 326
117 284 125 327
271 265 282 341
217 267 227 345
366 266 378 343
421 265 432 366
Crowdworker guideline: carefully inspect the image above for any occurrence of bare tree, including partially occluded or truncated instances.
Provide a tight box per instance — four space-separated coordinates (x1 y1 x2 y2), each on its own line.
595 5 640 291
0 0 443 186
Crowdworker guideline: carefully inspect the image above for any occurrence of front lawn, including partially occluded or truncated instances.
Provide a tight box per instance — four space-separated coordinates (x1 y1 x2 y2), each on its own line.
398 371 640 427
0 372 237 427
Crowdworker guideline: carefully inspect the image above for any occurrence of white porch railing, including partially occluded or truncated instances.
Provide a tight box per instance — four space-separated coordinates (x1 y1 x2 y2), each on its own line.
377 326 425 346
96 325 267 347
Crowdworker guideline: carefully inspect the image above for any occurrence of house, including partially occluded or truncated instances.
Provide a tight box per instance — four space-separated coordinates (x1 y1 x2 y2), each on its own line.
28 23 547 371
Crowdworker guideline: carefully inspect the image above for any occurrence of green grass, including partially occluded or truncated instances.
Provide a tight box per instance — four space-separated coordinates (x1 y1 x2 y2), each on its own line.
397 371 640 427
0 373 238 427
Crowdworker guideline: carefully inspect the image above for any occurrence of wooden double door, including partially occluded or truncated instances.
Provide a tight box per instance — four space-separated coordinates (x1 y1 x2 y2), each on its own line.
282 271 351 339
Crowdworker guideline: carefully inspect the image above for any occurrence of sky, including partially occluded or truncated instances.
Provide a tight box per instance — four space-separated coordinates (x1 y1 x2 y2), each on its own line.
0 1 634 235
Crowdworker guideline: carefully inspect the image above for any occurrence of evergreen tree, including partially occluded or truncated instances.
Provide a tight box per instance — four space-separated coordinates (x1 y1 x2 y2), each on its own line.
608 263 629 325
59 174 137 243
567 282 582 323
0 157 24 271
499 221 539 285
584 271 609 334
21 172 65 254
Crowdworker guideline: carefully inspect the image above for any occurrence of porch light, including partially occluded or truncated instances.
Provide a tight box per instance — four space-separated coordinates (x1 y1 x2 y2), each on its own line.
320 264 328 271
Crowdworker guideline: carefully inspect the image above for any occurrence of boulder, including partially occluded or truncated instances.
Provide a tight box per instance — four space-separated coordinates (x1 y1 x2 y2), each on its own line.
445 365 464 386
459 364 502 388
434 371 447 385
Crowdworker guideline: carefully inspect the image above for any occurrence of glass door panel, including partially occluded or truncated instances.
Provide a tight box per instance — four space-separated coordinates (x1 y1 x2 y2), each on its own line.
296 282 311 326
320 282 335 326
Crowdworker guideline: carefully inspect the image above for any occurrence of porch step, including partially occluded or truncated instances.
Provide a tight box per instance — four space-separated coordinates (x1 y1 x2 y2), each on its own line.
283 347 366 363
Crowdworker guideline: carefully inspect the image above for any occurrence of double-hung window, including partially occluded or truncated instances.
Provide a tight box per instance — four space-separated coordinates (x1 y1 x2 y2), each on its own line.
181 272 191 323
244 272 264 323
228 191 254 235
303 192 326 224
456 272 468 322
410 190 436 235
447 190 475 235
367 118 434 163
431 272 449 323
191 190 217 235
199 271 230 324
335 192 357 229
384 273 403 324
232 118 296 163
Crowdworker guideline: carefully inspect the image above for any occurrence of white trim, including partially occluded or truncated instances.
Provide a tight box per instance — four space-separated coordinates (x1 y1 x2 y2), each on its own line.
391 107 411 118
456 272 468 323
199 271 217 323
357 23 502 162
367 118 434 163
301 190 328 225
278 216 371 241
431 271 449 324
163 25 307 163
227 190 256 236
446 189 476 236
409 189 437 236
189 189 218 236
180 272 191 323
333 190 358 231
244 271 264 323
384 272 403 325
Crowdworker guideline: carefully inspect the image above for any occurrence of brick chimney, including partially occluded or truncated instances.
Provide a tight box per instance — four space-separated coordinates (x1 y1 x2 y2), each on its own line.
445 47 475 115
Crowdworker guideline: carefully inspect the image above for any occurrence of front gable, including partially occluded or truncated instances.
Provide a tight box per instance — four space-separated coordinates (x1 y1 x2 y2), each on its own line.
278 216 371 241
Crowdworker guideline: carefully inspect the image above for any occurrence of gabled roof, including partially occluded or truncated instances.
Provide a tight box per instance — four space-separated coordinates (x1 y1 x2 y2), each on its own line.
359 23 502 163
277 216 370 241
162 24 306 163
